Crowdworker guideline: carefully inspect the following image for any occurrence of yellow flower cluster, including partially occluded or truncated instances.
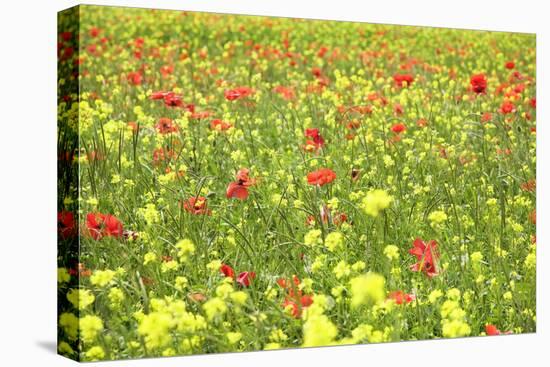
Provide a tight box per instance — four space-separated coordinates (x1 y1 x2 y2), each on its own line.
84 346 106 361
324 231 344 252
428 210 448 226
440 289 471 338
175 238 196 262
80 315 104 343
90 269 116 287
58 268 70 283
302 295 338 347
383 245 400 261
304 229 322 247
361 189 393 217
67 289 95 310
138 203 160 225
137 297 207 351
350 273 386 307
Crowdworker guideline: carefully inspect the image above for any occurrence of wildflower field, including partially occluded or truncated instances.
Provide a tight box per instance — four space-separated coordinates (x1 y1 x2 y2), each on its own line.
57 5 536 362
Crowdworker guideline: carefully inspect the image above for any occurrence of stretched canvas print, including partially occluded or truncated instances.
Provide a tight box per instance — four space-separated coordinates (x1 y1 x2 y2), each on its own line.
57 4 537 362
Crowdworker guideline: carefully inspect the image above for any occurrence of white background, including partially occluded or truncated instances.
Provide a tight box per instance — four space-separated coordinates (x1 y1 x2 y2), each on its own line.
0 0 547 366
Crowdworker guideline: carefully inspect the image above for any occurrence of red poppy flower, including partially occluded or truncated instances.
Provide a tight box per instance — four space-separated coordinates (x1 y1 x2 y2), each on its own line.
496 147 512 156
393 103 404 116
127 121 139 132
511 71 523 81
86 213 124 240
133 37 144 48
226 182 249 200
210 119 233 131
393 73 414 87
409 238 440 277
182 196 211 215
513 83 525 95
87 44 98 55
520 179 536 192
307 168 336 186
277 275 301 289
346 121 361 134
500 101 515 114
155 117 178 134
278 275 313 318
470 73 487 94
68 262 92 277
332 212 348 226
485 324 512 336
58 211 76 239
305 128 325 145
86 213 103 240
224 86 254 101
160 64 174 77
311 67 323 78
282 300 300 317
529 209 536 225
305 215 315 226
303 128 325 151
58 150 74 162
102 214 124 237
302 140 317 152
226 168 256 200
184 103 196 114
220 264 235 279
273 85 296 100
282 296 314 318
481 112 492 123
312 74 330 89
505 61 515 70
191 110 213 120
236 271 256 287
235 168 250 182
89 27 100 38
149 91 184 107
388 290 416 305
366 92 387 106
164 93 183 107
60 46 74 61
416 118 428 127
152 148 176 166
485 324 500 336
317 46 329 58
60 31 72 42
300 294 314 308
127 71 142 86
150 91 170 100
391 123 406 134
86 150 104 162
